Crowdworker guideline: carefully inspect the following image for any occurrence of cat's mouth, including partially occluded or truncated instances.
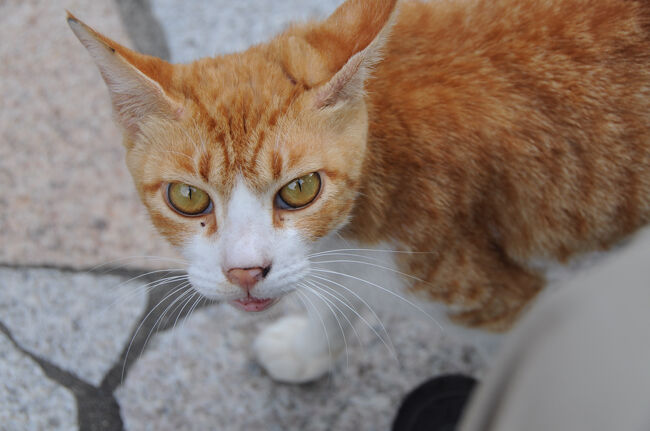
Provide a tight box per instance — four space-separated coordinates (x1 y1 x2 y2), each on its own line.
230 296 279 312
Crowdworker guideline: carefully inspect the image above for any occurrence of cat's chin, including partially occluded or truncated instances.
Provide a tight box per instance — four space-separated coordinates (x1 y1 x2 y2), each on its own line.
229 297 280 313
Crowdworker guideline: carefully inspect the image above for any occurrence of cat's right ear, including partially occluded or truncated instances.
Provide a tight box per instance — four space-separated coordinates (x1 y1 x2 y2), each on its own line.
67 12 182 138
304 0 399 109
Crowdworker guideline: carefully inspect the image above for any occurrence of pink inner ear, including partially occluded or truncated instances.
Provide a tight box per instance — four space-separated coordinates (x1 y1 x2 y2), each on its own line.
174 106 185 120
304 0 398 72
314 54 365 108
305 0 398 109
68 15 181 136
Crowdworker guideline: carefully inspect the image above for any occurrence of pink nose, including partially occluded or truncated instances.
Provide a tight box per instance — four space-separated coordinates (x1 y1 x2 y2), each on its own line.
226 266 271 291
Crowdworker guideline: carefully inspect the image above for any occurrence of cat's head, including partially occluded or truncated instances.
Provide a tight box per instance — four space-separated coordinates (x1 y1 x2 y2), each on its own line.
68 0 398 311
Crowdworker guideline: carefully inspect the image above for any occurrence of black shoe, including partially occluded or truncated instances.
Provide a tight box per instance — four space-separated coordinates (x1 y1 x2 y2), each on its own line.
392 374 478 431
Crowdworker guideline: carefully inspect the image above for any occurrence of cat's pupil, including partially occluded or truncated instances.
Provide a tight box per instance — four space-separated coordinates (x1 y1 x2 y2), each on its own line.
181 185 193 200
287 180 302 192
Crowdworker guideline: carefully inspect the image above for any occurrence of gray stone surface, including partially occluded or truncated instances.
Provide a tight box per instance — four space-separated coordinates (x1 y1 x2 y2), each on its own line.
150 0 344 62
117 300 483 431
0 333 78 431
115 0 171 60
0 0 179 270
0 267 147 386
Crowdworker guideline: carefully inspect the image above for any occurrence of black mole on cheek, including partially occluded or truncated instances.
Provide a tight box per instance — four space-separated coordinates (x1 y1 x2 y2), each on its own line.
200 222 206 227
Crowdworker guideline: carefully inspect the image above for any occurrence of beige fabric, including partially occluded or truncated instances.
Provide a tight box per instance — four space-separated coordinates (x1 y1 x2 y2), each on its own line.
460 227 650 431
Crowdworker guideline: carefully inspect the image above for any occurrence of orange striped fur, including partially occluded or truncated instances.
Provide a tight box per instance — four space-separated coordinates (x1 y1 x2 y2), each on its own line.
69 0 650 330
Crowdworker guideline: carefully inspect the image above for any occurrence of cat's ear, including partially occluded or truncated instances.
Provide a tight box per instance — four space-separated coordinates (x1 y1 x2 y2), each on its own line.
67 12 181 137
307 0 399 109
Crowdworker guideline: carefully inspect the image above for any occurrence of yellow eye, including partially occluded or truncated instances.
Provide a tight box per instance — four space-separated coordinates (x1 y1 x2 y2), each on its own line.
276 172 321 209
166 183 212 216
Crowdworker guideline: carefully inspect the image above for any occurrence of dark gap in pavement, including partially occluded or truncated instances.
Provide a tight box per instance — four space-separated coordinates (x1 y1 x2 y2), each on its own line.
114 0 171 60
0 267 213 429
0 321 124 431
101 277 216 393
2 262 219 424
0 264 214 393
0 263 158 281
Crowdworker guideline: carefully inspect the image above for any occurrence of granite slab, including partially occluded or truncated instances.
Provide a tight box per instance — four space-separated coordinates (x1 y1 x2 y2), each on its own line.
117 300 483 431
0 0 179 270
0 333 78 431
150 0 344 61
0 267 147 386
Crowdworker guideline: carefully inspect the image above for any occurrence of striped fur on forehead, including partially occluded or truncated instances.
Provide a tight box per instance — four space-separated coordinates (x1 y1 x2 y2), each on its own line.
175 51 309 176
131 86 310 193
155 72 320 197
144 79 364 197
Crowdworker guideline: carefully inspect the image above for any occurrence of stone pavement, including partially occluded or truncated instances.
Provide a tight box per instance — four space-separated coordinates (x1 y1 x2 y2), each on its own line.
0 1 484 430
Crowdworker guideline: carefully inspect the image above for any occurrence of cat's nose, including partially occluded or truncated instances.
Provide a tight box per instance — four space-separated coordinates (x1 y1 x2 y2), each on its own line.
225 265 271 291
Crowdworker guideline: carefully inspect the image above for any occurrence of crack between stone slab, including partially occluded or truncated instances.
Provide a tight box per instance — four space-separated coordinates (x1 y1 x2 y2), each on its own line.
0 321 124 431
0 263 213 423
100 284 214 393
114 0 171 60
0 263 160 280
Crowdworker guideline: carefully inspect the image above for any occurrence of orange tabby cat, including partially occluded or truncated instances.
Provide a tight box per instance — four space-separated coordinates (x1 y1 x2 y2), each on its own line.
68 0 650 382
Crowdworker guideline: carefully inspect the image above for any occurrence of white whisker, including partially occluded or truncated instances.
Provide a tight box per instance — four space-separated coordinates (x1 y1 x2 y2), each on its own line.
307 276 397 360
334 232 354 248
100 273 189 316
311 251 386 264
171 291 199 333
302 280 364 351
309 248 436 258
298 282 350 369
310 258 428 284
308 273 396 345
294 289 333 382
121 284 191 382
310 268 445 332
140 285 193 359
180 294 204 330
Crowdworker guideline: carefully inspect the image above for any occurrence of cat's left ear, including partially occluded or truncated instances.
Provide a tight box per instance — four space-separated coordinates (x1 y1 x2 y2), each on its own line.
307 0 399 109
67 12 182 138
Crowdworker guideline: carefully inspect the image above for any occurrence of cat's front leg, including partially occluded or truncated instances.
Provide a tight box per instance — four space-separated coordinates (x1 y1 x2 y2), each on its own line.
253 289 355 383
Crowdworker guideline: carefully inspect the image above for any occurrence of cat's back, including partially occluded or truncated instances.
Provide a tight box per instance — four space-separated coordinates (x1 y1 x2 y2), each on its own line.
371 0 650 126
366 0 650 260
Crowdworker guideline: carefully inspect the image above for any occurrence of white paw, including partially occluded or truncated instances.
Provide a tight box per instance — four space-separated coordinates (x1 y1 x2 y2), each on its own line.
253 315 337 383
